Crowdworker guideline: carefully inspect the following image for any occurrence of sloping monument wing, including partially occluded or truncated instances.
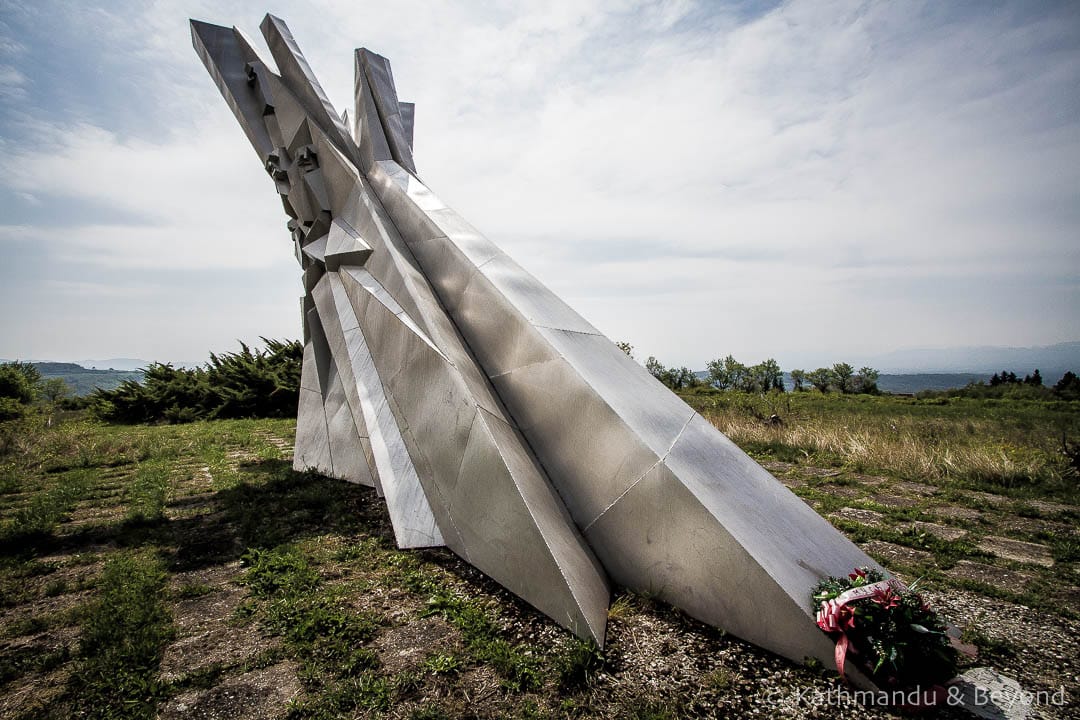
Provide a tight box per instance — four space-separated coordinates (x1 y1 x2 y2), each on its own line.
192 14 886 682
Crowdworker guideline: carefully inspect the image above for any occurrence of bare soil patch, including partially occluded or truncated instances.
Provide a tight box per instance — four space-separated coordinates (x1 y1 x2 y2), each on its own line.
159 581 280 683
373 615 460 675
158 661 301 720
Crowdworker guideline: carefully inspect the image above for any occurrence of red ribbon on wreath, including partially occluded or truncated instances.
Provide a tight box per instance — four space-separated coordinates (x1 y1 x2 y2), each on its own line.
816 576 905 681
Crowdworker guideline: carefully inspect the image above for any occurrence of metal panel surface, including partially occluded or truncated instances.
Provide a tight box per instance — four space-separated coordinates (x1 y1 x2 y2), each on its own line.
355 49 416 174
489 356 666 529
324 218 372 270
294 337 334 476
448 409 609 643
352 51 393 172
399 101 414 151
581 460 844 667
362 153 886 669
323 364 373 485
342 321 443 548
260 14 359 165
190 21 275 162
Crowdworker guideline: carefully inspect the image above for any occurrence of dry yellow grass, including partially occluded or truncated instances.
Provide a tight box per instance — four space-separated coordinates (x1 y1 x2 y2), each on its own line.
696 394 1071 494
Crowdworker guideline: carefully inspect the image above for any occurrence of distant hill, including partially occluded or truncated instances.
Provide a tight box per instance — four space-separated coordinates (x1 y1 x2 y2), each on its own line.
33 363 143 396
77 358 204 371
75 358 151 371
867 341 1080 379
875 373 987 394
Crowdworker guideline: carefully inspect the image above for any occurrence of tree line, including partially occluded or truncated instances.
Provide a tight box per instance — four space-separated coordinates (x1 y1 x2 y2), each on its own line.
5 338 1075 428
921 369 1080 401
0 340 303 425
789 364 879 394
621 344 879 394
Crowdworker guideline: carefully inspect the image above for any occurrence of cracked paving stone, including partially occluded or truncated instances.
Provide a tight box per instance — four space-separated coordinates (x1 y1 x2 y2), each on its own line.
977 536 1055 567
829 507 884 527
948 560 1034 591
900 521 968 542
870 493 921 509
933 506 984 522
860 540 934 567
890 480 939 496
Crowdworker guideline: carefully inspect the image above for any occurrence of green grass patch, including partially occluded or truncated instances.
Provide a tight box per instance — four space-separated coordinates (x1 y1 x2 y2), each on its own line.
402 564 546 692
0 464 19 494
0 469 91 549
389 555 551 686
285 673 393 719
124 461 170 525
421 652 460 675
69 550 174 719
0 642 70 688
239 545 385 698
553 636 604 690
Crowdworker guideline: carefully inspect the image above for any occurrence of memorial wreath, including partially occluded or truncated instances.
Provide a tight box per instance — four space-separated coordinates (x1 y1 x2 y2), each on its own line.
812 567 960 693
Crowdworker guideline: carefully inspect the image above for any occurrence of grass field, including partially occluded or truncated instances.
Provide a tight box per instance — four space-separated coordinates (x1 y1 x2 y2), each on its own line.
686 390 1080 500
0 394 1077 719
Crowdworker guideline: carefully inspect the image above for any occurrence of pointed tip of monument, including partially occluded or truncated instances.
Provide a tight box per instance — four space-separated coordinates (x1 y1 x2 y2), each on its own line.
260 13 287 35
189 18 232 52
189 18 219 37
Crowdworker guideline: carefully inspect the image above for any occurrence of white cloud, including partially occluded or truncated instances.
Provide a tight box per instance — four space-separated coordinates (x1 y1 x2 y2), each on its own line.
47 280 154 298
0 116 288 269
0 63 27 100
0 0 1077 365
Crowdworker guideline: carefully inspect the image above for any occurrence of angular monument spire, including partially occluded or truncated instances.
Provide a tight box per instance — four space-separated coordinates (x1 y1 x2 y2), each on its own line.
192 14 609 645
259 14 362 168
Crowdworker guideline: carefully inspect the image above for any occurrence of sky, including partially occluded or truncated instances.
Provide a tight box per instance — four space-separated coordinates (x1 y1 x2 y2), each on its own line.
0 0 1077 370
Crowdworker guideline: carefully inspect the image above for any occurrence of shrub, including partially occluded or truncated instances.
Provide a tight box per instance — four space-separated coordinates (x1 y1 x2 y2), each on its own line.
0 397 24 422
90 338 302 424
0 362 40 405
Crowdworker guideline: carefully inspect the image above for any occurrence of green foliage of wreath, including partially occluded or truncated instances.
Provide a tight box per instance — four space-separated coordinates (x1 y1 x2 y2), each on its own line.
812 568 959 689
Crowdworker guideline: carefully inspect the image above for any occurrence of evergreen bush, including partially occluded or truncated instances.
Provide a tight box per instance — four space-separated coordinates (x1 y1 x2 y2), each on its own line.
91 338 302 424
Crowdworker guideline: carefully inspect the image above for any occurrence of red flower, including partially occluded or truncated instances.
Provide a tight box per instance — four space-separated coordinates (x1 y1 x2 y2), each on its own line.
848 568 867 582
871 586 900 609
